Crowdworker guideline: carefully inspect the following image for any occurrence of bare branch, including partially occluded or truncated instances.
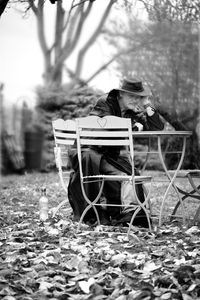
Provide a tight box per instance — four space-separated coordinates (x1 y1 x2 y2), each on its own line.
63 3 84 54
68 0 93 52
51 0 94 78
63 0 93 32
75 0 116 78
139 0 200 22
85 51 128 84
85 40 154 83
54 1 65 62
27 0 37 15
64 65 87 86
72 0 95 10
37 1 48 54
33 0 51 82
63 0 76 31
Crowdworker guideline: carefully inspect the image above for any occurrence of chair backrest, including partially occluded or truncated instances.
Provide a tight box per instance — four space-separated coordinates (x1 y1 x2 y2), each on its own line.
75 115 135 177
52 118 76 168
52 119 76 146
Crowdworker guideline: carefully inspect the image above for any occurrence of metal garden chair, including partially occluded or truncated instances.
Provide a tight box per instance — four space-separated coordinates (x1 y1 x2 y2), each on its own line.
52 118 76 217
75 115 153 234
170 170 200 223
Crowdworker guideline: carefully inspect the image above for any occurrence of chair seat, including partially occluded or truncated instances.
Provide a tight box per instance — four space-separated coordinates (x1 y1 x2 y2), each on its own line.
83 174 152 182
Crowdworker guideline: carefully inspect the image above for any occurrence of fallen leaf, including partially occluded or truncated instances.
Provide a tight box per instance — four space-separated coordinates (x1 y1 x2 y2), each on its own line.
185 226 199 235
111 253 126 267
78 278 95 293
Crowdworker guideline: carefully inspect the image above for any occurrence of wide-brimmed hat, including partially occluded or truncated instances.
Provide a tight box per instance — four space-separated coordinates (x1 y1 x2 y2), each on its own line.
117 78 151 97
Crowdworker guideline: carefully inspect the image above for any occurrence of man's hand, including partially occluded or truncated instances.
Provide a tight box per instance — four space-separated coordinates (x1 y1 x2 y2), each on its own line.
133 122 144 131
142 97 155 116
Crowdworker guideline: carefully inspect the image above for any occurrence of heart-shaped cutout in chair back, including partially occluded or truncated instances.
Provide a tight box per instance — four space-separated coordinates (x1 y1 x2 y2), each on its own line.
97 117 107 128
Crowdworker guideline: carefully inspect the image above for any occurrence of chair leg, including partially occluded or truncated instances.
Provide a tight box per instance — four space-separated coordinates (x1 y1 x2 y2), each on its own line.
53 165 71 217
127 207 152 236
170 185 200 221
171 190 191 221
143 185 152 218
77 179 104 232
193 204 200 224
127 181 152 235
77 204 101 232
52 200 68 218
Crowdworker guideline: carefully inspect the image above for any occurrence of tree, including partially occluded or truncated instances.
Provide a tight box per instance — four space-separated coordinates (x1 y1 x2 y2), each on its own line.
104 8 199 167
140 0 200 23
138 0 200 165
1 0 117 85
24 0 116 87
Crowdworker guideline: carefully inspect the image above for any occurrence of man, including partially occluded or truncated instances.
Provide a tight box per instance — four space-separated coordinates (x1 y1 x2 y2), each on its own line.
68 78 164 227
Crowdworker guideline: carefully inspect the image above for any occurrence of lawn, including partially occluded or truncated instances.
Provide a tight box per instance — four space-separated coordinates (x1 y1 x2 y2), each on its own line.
1 171 200 300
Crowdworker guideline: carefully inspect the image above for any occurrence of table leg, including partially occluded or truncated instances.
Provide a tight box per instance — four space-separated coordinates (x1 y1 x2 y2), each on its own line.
141 138 151 174
158 136 187 226
127 178 153 234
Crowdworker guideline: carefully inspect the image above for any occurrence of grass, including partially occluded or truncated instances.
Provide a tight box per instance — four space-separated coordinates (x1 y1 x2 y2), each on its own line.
1 170 199 227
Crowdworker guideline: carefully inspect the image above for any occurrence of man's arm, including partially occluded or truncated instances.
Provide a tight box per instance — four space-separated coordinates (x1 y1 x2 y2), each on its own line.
145 112 165 131
143 98 164 131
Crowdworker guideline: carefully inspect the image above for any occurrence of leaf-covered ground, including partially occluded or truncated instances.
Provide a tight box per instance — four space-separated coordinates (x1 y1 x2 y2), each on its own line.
1 171 200 300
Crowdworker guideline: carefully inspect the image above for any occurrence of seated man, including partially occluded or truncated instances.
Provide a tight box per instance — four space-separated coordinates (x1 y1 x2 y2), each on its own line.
68 78 164 226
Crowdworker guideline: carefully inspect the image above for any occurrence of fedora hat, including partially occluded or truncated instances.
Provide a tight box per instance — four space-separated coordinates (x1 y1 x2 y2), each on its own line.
118 78 151 97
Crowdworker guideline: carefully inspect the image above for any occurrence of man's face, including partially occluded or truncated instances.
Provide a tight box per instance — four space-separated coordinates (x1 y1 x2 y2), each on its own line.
119 92 145 112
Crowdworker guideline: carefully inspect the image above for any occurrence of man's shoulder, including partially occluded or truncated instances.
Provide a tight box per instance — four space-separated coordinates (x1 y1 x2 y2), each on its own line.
90 93 111 116
95 93 108 105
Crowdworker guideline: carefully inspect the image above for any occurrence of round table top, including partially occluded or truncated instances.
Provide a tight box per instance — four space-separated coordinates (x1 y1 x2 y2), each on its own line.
132 130 192 137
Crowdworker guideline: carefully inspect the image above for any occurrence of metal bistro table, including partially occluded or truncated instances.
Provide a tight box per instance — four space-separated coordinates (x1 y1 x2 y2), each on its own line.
132 130 192 226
